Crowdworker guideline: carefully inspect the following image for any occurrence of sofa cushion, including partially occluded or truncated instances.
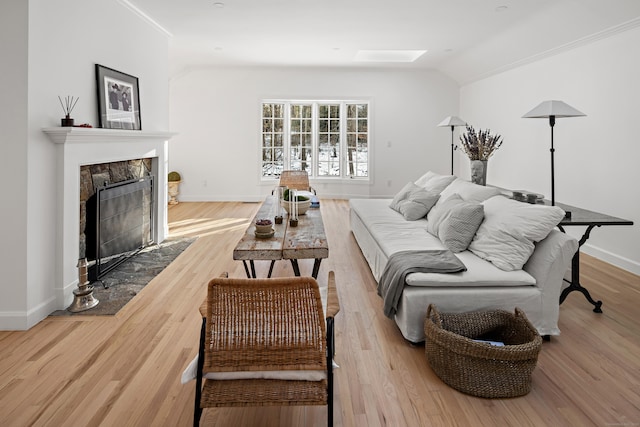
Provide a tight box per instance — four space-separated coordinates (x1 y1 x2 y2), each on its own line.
469 195 565 271
389 182 440 220
405 250 536 287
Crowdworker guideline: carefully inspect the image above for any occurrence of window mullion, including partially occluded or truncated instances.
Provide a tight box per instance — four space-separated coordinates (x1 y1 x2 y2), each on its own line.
284 101 290 170
311 103 317 178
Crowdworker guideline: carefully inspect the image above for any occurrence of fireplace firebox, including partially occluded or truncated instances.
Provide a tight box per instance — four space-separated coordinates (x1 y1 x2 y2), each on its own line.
86 176 154 281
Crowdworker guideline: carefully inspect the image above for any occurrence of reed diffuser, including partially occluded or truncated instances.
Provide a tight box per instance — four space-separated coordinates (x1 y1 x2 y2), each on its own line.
58 95 79 127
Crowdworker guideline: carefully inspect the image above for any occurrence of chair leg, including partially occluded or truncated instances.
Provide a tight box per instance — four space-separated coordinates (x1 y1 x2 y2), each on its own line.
194 318 206 427
326 316 335 427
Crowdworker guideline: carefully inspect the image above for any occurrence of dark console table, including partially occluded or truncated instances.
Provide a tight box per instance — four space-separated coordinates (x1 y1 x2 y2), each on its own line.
551 202 634 313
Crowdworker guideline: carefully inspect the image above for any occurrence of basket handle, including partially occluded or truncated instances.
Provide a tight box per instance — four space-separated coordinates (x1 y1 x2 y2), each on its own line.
426 304 442 327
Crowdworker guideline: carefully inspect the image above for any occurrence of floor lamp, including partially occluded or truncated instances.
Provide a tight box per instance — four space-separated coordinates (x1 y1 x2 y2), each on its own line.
522 100 585 208
437 116 467 175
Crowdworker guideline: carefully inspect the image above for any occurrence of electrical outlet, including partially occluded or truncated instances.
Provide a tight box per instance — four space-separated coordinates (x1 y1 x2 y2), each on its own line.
387 180 392 187
202 180 207 187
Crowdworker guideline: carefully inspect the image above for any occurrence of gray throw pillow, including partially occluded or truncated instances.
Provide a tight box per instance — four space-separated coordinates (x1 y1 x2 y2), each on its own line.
397 189 440 220
390 182 440 220
438 203 485 252
426 193 485 252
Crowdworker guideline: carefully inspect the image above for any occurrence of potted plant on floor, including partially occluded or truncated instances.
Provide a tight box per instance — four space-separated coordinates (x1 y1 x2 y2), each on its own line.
168 171 182 205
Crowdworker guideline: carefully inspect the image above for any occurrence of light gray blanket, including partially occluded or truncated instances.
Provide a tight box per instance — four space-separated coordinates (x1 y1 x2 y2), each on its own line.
377 249 466 318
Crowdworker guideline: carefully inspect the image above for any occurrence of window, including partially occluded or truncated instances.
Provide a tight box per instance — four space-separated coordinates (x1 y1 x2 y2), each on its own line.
261 103 284 177
261 100 369 179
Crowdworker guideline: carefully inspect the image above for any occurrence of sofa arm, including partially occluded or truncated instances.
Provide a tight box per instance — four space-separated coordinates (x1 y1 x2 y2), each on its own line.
525 229 578 287
523 229 578 335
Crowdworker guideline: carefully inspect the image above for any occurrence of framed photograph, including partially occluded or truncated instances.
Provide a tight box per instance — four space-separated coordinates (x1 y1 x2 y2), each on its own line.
95 64 141 130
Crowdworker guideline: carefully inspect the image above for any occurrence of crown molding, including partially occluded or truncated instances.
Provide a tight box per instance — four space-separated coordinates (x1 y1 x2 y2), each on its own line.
460 16 640 86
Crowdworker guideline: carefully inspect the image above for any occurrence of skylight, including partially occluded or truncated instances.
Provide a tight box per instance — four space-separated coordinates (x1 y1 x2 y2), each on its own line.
354 50 427 63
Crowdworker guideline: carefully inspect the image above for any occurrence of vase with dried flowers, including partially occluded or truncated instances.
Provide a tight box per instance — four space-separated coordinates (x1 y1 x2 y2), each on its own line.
459 125 503 186
58 95 79 127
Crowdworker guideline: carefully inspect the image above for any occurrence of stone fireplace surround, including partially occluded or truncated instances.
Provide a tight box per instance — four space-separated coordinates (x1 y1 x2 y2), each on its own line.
44 128 175 311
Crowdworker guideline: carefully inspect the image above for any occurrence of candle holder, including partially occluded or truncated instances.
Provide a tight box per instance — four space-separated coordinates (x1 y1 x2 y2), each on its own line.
68 258 99 312
274 185 285 224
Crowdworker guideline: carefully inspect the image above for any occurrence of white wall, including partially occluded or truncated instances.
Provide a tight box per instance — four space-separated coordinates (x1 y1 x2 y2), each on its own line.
169 67 459 200
460 26 640 274
0 1 29 322
0 0 170 330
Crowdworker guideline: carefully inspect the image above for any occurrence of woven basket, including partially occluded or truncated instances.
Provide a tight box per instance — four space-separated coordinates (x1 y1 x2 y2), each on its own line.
424 304 542 398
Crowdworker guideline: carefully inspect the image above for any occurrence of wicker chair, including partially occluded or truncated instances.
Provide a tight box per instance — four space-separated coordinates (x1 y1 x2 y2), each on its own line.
194 271 340 426
278 170 316 195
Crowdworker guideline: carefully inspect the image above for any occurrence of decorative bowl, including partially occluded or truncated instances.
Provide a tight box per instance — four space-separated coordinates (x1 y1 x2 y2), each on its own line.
281 199 311 215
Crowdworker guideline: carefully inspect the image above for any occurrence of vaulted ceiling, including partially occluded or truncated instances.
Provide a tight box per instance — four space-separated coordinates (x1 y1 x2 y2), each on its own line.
125 0 640 84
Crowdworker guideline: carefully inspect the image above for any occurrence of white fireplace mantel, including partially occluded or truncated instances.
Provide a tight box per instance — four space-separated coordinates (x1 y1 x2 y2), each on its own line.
43 127 176 145
43 127 176 311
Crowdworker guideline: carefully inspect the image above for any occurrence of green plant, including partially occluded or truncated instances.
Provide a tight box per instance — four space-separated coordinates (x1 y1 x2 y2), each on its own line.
283 189 309 202
168 171 181 182
459 125 503 160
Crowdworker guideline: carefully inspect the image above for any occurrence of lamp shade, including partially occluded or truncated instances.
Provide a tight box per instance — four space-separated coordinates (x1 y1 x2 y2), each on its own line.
437 116 467 127
522 100 585 118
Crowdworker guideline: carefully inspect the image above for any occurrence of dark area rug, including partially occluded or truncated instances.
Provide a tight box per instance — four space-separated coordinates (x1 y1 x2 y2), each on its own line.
50 237 196 316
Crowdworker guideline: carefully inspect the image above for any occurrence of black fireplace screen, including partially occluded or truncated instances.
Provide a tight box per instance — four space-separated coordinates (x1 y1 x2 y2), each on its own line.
86 176 154 281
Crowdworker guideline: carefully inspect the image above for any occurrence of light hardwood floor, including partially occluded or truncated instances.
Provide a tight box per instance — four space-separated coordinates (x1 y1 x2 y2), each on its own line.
0 200 638 426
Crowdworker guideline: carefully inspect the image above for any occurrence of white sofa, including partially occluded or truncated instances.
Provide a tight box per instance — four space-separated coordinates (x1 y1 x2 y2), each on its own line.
350 172 578 342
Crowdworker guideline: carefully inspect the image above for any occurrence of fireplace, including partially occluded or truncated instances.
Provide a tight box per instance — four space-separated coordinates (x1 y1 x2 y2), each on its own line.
44 127 174 310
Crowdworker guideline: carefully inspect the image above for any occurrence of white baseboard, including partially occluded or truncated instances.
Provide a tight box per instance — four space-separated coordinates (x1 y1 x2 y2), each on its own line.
582 243 640 276
0 296 58 331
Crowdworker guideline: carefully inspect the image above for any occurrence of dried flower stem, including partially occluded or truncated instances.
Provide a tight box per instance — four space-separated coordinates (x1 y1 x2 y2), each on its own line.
459 125 503 160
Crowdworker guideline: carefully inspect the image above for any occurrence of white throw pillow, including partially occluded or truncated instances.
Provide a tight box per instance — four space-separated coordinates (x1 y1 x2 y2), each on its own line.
427 179 499 224
414 171 456 193
468 195 566 271
414 171 438 187
389 182 417 210
438 178 502 204
427 194 465 236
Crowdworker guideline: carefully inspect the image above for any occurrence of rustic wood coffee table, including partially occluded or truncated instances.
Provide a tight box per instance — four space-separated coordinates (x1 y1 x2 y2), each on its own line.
233 196 328 279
